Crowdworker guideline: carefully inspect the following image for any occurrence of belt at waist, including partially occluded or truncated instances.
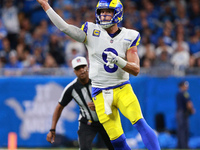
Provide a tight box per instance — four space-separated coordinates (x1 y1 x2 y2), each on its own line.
79 117 101 126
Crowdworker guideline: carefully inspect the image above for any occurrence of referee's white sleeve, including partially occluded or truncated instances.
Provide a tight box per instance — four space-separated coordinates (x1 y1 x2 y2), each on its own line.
46 8 86 43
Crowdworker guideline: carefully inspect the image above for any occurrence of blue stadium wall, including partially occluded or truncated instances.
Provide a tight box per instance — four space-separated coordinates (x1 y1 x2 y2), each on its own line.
0 76 200 148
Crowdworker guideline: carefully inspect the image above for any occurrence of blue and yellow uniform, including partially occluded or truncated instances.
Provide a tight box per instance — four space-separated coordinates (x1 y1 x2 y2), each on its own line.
81 18 142 140
43 0 161 149
93 84 143 140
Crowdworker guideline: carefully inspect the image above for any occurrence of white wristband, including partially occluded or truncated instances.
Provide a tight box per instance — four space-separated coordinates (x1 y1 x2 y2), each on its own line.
116 56 127 68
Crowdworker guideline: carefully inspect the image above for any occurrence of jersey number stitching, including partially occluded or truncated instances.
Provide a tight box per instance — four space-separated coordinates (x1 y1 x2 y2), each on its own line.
102 48 118 73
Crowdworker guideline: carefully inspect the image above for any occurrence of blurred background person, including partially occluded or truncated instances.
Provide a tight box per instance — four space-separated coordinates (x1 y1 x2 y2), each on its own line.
4 50 23 69
0 18 7 50
171 43 190 70
176 80 195 149
1 0 20 49
48 34 65 66
65 38 87 67
43 52 58 68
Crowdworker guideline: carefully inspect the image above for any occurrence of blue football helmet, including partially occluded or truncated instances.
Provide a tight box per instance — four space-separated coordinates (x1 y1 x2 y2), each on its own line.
95 0 123 29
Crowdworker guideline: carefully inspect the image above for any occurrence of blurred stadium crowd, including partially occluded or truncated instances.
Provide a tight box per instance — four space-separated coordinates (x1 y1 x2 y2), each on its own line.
0 0 200 76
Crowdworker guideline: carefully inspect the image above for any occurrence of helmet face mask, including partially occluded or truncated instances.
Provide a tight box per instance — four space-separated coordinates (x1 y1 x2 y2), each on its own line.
95 0 123 29
97 9 115 28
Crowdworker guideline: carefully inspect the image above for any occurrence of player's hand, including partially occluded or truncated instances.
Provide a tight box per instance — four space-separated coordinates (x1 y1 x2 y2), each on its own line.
46 131 56 144
87 102 95 111
104 51 118 66
36 0 50 11
36 0 48 5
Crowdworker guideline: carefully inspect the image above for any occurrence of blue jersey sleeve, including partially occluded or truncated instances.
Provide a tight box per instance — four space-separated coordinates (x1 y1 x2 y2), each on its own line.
81 22 88 35
129 33 141 48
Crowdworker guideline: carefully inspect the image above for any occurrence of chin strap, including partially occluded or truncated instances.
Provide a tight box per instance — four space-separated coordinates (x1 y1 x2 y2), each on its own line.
101 23 115 29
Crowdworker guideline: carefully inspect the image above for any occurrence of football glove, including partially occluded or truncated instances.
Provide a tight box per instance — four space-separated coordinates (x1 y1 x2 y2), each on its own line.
104 51 127 68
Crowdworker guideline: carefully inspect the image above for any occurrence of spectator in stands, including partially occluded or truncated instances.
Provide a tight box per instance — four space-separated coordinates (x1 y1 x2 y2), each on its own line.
143 1 159 22
155 37 173 57
0 59 4 68
16 43 26 62
21 0 41 15
175 23 187 39
65 38 86 67
138 36 156 66
188 55 196 68
188 33 200 55
0 0 199 76
196 27 200 40
20 46 34 68
1 38 13 63
123 19 134 30
43 52 58 68
0 51 6 68
174 3 189 27
154 51 173 68
82 9 96 24
123 0 138 28
48 34 65 66
18 17 33 47
31 26 48 55
32 45 44 65
135 10 149 33
188 0 200 28
39 20 49 43
162 21 174 46
158 4 175 23
23 55 42 75
0 18 7 50
142 57 152 69
195 57 200 67
169 0 187 12
171 43 190 70
172 33 189 53
1 0 20 49
4 50 23 69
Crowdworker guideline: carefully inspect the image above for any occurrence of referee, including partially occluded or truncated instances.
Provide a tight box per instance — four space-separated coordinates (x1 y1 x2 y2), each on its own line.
46 56 114 150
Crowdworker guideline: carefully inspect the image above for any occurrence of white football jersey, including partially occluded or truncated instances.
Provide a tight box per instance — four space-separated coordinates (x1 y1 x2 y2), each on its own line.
81 22 140 88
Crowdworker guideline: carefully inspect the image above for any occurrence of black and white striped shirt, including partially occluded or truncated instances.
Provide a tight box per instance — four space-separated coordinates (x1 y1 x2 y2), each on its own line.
59 78 99 122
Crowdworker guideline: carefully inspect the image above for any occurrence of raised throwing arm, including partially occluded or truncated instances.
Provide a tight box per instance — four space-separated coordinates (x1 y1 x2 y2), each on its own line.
36 0 86 43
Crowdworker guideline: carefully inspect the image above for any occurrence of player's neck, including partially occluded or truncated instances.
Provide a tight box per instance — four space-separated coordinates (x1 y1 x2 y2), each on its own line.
105 24 119 34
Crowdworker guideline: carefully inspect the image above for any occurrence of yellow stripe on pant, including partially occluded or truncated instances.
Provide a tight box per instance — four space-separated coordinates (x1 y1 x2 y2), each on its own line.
93 84 143 140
